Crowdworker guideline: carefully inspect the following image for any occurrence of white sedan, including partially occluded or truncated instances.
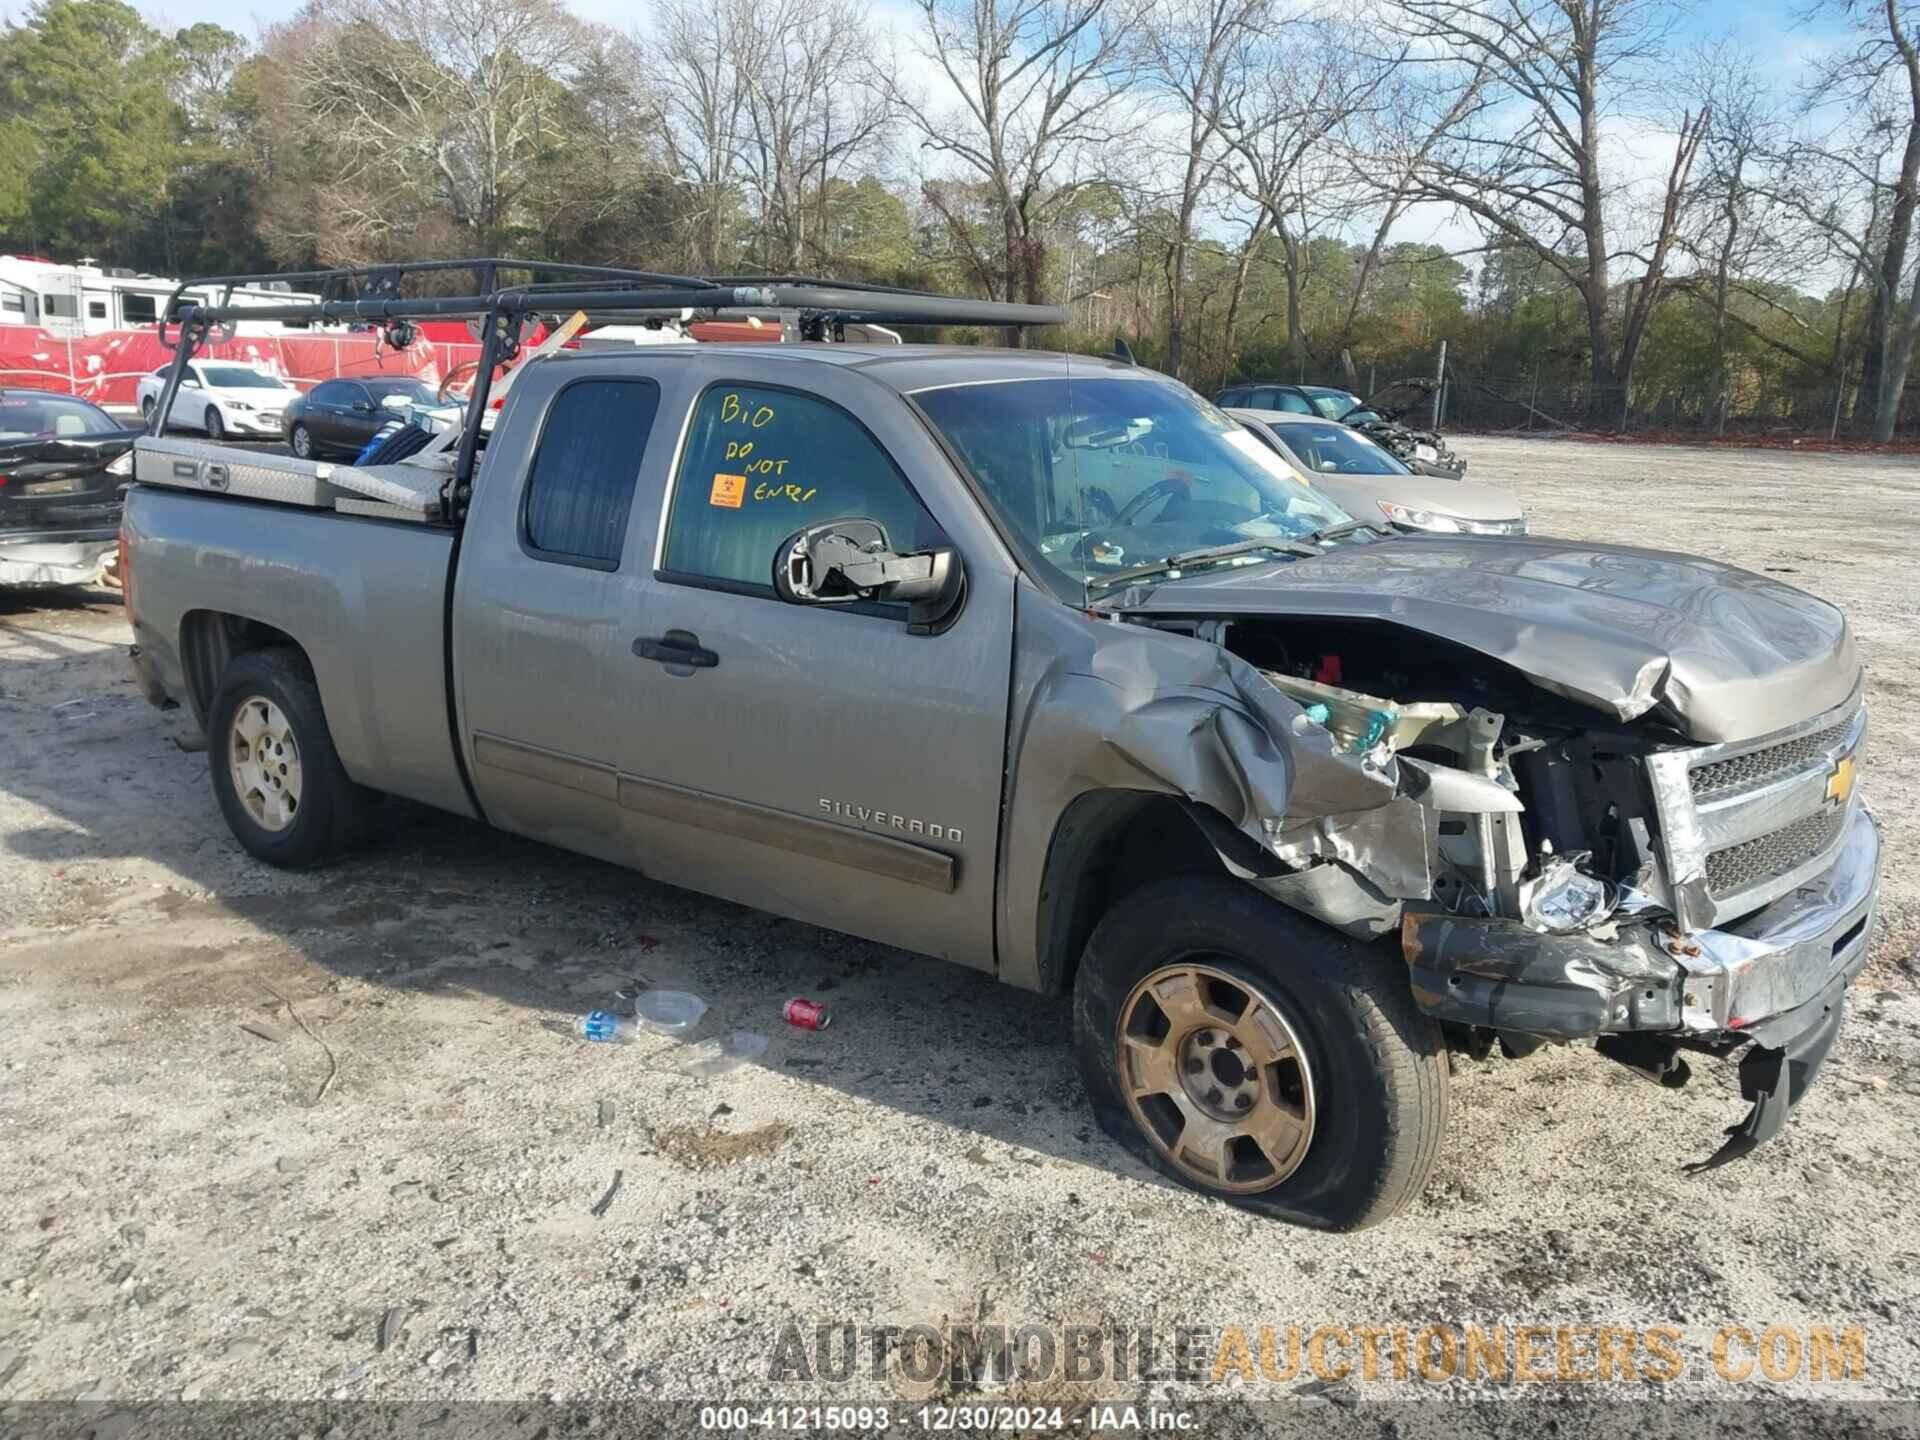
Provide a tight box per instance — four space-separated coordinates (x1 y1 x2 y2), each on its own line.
136 362 304 442
1229 408 1527 536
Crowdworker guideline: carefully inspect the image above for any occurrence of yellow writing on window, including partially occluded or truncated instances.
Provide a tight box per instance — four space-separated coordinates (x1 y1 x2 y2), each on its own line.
753 482 818 504
719 393 776 428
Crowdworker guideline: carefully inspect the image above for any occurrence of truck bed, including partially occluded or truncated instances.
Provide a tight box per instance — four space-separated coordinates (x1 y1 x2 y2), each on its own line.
131 436 450 524
122 482 476 819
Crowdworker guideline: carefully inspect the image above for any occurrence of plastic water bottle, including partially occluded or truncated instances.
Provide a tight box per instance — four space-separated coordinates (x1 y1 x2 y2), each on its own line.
576 1009 638 1044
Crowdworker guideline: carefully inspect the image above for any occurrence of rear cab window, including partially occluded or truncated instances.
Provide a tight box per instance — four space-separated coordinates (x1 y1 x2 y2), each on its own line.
659 383 935 598
520 378 662 569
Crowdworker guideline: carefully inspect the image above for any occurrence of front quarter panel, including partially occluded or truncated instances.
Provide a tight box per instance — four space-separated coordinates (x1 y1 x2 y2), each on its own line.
996 587 1402 991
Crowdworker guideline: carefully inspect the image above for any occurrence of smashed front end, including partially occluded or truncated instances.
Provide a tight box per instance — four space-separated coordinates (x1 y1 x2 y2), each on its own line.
1075 604 1879 1168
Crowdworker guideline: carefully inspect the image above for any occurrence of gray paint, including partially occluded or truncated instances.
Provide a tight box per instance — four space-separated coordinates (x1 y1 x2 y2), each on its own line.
123 342 1879 1087
121 487 477 818
451 346 1018 970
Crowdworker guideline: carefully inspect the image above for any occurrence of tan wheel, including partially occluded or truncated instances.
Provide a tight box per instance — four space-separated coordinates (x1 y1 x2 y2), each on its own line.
1116 961 1317 1194
227 695 303 833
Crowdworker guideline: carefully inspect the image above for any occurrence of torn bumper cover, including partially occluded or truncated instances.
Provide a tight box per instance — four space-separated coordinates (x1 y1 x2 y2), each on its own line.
1404 806 1881 1159
0 536 115 588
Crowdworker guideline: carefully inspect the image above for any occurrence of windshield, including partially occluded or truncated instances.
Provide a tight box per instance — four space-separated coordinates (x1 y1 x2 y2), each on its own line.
202 366 288 390
1263 422 1409 477
0 393 118 438
1307 388 1362 420
364 379 436 403
915 376 1353 596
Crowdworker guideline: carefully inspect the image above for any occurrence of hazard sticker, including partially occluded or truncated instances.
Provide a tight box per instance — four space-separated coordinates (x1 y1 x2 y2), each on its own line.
709 473 746 508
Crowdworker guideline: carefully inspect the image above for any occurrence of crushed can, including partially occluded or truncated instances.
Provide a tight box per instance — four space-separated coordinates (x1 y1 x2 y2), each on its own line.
782 997 832 1031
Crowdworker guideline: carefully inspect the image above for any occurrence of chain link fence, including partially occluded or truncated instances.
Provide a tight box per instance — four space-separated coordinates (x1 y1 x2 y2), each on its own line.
1433 371 1906 440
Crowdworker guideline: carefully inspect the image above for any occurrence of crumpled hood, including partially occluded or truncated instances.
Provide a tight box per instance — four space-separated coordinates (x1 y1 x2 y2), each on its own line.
1108 536 1856 743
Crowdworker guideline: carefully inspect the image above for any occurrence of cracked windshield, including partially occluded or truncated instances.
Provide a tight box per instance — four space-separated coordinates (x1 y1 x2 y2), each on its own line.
915 375 1353 598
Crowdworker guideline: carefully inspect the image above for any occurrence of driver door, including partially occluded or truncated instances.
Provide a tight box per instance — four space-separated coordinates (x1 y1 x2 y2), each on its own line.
614 369 1015 968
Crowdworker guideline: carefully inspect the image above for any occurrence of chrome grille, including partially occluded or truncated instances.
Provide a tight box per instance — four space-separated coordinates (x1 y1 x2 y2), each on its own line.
1706 805 1849 898
1689 719 1852 801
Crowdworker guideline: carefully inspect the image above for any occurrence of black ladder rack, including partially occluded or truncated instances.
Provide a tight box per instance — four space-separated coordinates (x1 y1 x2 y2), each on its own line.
147 257 1068 525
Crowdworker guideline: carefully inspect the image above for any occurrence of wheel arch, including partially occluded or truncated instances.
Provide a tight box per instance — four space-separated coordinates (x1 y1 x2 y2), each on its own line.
179 610 311 727
1033 790 1273 997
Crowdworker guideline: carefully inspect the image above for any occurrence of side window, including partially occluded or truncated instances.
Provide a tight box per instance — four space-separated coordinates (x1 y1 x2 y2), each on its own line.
1218 387 1248 406
87 299 106 319
522 378 660 569
121 293 158 325
310 381 341 405
341 384 369 409
1273 390 1315 415
662 384 932 592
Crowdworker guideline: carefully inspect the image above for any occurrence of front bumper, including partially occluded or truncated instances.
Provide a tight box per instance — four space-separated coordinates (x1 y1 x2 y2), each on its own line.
1403 804 1881 1161
219 410 286 435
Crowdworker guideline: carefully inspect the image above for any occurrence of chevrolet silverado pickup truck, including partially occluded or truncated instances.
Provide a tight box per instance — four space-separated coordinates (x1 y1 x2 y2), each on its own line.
122 262 1879 1230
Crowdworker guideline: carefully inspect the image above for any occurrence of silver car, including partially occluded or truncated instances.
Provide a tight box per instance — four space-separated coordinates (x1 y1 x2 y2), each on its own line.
1230 408 1525 535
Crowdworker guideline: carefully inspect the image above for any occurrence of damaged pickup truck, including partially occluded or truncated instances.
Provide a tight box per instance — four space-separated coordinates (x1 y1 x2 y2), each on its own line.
122 263 1879 1229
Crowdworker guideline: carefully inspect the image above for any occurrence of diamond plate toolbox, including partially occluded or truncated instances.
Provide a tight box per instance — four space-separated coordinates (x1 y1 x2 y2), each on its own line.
133 435 345 509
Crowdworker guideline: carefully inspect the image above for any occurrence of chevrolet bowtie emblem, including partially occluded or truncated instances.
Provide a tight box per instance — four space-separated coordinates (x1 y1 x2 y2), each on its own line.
1826 756 1857 804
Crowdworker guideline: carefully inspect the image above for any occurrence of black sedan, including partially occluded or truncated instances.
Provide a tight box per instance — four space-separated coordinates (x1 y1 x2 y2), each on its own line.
0 389 142 588
284 376 442 460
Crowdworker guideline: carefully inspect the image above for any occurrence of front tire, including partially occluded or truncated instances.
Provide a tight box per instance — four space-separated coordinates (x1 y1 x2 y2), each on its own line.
290 423 314 459
1073 876 1449 1230
205 407 225 441
207 648 379 868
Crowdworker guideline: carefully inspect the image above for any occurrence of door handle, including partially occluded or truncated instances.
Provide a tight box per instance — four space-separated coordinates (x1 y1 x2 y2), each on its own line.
633 630 718 669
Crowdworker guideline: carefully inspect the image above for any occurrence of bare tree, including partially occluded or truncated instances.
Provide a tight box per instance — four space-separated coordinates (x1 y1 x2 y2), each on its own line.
1386 0 1706 414
1336 56 1487 354
734 0 895 271
1763 0 1920 439
652 0 755 270
260 0 584 258
1218 15 1383 375
1139 0 1266 379
891 0 1143 341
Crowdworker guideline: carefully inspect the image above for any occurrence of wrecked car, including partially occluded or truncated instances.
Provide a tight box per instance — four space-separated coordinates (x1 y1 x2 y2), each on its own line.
0 388 139 588
1220 378 1467 478
122 262 1878 1230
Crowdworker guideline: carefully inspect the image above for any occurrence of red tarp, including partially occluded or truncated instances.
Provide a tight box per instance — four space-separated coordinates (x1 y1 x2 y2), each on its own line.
0 324 484 410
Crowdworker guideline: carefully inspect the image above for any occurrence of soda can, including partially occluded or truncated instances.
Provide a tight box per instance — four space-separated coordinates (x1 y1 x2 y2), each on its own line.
783 997 832 1031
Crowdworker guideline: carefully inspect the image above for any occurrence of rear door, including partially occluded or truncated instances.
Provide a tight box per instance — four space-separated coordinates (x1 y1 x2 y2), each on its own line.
454 351 1018 971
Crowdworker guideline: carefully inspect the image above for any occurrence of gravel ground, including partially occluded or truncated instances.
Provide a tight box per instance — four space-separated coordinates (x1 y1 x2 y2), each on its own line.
1 436 1917 1430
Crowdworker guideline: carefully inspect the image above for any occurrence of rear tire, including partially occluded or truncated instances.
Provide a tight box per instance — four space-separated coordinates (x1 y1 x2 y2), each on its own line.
205 407 225 441
140 396 155 422
207 648 379 868
1072 876 1449 1230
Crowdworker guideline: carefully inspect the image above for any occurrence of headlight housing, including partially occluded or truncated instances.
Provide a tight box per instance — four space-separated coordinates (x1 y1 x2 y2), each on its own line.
1378 501 1462 532
225 401 254 412
1377 502 1525 536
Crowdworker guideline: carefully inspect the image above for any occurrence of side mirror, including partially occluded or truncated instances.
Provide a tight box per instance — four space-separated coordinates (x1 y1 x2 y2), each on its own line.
773 518 965 635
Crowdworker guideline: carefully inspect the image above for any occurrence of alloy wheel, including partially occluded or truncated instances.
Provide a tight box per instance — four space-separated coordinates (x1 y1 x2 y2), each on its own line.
1115 961 1317 1193
227 696 303 833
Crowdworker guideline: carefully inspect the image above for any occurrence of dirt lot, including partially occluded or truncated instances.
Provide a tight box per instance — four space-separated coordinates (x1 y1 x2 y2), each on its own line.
1 436 1917 1427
